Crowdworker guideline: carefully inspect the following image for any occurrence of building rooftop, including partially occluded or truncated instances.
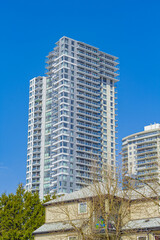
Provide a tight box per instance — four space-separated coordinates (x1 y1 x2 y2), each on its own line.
123 217 160 231
33 219 83 235
44 182 160 206
44 182 122 206
122 123 160 142
144 123 160 131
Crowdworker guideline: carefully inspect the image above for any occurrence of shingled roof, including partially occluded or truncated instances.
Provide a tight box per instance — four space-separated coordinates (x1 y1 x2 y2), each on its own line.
44 181 160 206
44 182 122 206
33 219 84 235
123 217 160 231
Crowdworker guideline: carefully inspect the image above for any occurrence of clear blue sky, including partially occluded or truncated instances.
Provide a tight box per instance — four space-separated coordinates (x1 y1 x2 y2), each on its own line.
1 0 160 195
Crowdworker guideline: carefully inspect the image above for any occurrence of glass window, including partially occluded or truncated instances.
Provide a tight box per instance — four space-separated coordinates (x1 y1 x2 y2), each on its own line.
70 131 74 136
78 202 87 214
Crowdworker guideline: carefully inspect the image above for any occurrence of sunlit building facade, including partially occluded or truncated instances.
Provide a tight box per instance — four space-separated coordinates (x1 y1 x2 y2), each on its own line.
122 123 160 186
26 37 119 199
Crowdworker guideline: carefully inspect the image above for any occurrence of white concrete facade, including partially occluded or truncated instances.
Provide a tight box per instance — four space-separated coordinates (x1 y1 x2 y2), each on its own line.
26 76 46 198
26 37 119 199
122 123 160 186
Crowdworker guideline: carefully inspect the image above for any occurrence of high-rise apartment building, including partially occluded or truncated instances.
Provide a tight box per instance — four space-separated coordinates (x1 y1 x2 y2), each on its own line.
26 76 47 198
122 123 160 186
26 36 119 199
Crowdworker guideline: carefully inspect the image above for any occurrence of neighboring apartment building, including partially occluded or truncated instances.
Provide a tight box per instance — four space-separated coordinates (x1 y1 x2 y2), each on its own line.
122 123 160 186
26 76 46 198
26 36 119 199
33 182 160 239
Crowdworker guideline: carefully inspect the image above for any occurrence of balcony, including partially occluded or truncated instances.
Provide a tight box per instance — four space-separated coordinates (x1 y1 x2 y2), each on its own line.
137 158 157 165
137 148 157 155
137 143 156 150
136 153 158 160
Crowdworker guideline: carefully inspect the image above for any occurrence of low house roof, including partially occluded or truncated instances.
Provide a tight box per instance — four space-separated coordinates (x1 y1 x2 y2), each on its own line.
44 182 160 206
33 219 83 235
44 182 122 206
123 217 160 231
33 217 160 236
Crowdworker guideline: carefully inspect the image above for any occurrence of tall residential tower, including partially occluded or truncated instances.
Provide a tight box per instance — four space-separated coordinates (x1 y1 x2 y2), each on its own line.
26 37 119 199
122 123 160 186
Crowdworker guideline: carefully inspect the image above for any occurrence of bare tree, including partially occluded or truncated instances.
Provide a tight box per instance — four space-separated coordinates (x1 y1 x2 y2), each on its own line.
44 168 160 240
